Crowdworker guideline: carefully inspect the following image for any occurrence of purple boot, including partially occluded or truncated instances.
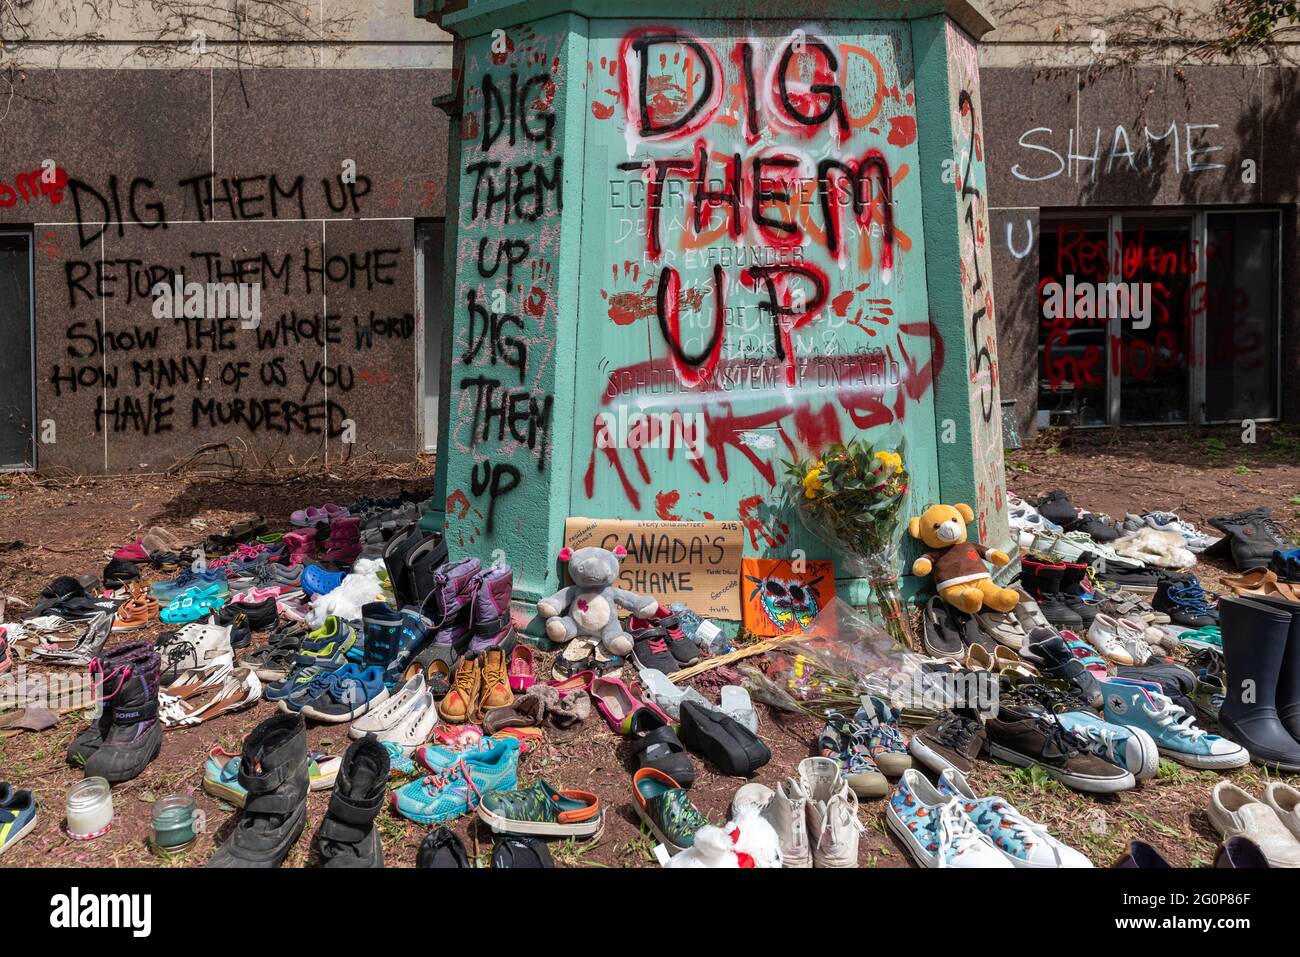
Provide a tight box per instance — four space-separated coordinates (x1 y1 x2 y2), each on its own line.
67 640 155 766
424 557 482 656
469 563 515 654
321 517 362 566
82 647 163 784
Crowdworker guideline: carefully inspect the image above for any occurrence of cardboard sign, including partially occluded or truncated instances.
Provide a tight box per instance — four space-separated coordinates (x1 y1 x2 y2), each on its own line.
741 557 836 637
563 517 743 620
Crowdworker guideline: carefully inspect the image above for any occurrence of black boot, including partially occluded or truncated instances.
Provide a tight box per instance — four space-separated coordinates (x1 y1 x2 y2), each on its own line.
208 714 309 868
67 641 152 767
315 736 389 868
1206 507 1291 571
1232 593 1300 740
1022 560 1082 630
1218 596 1300 770
82 648 162 784
1057 562 1100 627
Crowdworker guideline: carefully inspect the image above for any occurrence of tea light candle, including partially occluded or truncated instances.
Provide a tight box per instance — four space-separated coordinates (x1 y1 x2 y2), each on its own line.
150 794 197 850
65 777 113 840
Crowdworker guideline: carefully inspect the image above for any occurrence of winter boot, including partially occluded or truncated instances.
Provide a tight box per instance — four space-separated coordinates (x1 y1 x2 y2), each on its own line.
83 648 163 784
469 563 514 654
425 557 483 656
1152 575 1218 628
384 525 445 607
207 713 309 867
321 517 362 566
1206 507 1292 571
405 532 453 609
315 736 389 868
1021 560 1082 630
1058 561 1101 628
360 601 429 681
1217 596 1300 770
282 529 317 567
66 641 153 766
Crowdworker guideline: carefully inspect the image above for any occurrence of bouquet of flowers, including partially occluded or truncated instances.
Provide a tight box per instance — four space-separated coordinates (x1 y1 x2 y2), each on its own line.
784 438 915 650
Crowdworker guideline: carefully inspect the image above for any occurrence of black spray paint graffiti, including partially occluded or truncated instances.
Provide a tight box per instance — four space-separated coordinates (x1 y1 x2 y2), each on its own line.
454 63 562 536
67 172 373 249
50 222 413 438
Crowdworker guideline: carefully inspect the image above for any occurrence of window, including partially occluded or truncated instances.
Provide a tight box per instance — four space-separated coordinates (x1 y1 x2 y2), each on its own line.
1037 209 1281 427
0 232 35 469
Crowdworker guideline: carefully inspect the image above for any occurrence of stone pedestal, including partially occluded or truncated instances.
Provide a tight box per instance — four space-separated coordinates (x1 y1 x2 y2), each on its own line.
423 0 1010 607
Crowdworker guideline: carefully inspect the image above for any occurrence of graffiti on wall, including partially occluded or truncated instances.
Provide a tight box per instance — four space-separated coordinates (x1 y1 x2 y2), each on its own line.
34 168 413 452
945 21 1006 546
446 25 565 543
579 22 943 551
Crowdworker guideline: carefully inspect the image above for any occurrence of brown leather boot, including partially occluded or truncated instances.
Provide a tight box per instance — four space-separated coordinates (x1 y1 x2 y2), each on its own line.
480 647 515 710
438 654 481 724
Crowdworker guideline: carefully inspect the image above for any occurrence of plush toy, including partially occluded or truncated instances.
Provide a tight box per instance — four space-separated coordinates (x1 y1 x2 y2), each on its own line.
537 545 658 656
663 804 782 868
909 503 1019 614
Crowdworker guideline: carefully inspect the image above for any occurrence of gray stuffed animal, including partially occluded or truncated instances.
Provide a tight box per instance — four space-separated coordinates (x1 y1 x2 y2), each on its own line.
537 545 659 656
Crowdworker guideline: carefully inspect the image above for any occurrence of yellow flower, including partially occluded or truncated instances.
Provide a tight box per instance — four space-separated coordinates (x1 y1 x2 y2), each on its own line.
874 450 903 472
802 467 824 499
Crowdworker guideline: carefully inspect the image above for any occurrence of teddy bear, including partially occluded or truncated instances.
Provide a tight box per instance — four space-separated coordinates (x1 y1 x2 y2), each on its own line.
536 545 659 657
663 804 782 868
909 502 1020 614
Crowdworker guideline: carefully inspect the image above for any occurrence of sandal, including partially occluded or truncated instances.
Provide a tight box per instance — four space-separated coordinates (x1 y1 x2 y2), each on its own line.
552 639 595 680
161 668 261 727
159 584 226 624
111 584 158 632
30 611 113 666
1228 568 1300 601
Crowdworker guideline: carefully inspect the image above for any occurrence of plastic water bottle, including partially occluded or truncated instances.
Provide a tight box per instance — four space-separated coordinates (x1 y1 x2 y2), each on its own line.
669 603 731 655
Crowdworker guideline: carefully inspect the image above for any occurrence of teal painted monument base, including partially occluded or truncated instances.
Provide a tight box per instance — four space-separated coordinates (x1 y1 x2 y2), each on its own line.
420 0 1012 621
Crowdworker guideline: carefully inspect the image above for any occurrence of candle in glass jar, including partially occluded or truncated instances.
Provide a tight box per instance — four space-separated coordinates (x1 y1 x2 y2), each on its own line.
150 794 197 850
65 777 113 839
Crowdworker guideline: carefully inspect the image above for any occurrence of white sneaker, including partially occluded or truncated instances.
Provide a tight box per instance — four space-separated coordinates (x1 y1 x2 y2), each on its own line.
1087 614 1136 665
1208 781 1300 868
380 690 438 749
159 622 233 679
935 768 1093 867
1143 512 1222 553
350 673 426 738
1263 782 1300 844
801 757 863 868
761 777 812 868
886 770 1011 868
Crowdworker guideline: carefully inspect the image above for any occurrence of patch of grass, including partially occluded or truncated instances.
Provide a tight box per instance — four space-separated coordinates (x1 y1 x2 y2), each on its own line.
1204 436 1228 462
1156 759 1190 783
1232 465 1255 475
550 836 608 867
1006 764 1061 792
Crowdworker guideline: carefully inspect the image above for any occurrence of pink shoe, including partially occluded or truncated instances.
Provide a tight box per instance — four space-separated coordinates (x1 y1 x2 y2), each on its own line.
276 591 312 622
432 724 483 749
590 676 673 735
113 539 149 562
282 529 317 566
319 517 362 565
508 645 535 693
290 503 348 527
236 586 283 604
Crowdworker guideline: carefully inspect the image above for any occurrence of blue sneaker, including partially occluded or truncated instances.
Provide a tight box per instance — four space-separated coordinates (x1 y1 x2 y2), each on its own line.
1055 710 1160 781
152 569 229 602
0 788 37 857
381 741 417 776
934 768 1093 868
415 735 520 773
299 664 390 723
392 739 519 824
1101 677 1249 769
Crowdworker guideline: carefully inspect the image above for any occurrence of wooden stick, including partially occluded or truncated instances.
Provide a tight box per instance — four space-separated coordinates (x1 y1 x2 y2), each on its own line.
668 632 805 682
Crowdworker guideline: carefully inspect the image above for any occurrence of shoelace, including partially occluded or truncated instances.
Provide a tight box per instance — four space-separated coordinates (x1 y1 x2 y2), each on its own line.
934 712 981 751
420 758 484 808
1169 582 1214 615
1144 698 1207 742
936 799 989 867
1070 722 1124 759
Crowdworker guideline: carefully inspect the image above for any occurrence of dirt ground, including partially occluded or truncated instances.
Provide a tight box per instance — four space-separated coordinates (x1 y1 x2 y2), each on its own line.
2 425 1299 869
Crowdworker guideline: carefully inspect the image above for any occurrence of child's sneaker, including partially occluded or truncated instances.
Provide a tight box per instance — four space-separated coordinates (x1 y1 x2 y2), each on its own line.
886 769 1010 869
1101 677 1249 770
853 695 912 777
391 739 519 824
934 768 1092 868
1055 710 1161 781
818 719 887 798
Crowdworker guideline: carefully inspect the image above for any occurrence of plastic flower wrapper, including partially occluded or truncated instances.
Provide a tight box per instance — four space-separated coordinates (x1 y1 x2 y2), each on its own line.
757 597 938 717
784 437 915 650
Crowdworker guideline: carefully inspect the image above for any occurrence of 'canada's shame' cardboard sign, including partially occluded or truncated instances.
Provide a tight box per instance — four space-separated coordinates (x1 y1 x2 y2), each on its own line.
563 518 742 620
